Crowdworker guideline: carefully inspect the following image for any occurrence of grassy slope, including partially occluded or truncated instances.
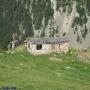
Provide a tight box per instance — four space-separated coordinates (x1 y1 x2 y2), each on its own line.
0 50 90 90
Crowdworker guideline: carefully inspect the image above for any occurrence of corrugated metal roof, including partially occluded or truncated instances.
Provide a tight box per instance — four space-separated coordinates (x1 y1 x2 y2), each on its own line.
28 37 69 44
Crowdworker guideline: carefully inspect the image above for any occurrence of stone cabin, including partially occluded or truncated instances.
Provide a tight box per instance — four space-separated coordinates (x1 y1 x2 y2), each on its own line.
26 37 69 55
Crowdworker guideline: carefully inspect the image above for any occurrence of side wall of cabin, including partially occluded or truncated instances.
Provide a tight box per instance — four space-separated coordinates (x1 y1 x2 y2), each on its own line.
59 42 69 53
52 43 69 53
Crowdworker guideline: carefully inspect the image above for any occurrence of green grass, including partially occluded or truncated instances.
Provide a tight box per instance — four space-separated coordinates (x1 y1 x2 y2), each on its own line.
0 50 90 90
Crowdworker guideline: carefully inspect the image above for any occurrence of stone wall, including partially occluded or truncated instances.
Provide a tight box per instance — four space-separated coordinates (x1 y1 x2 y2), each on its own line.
27 43 52 55
52 43 69 53
59 43 69 53
27 42 69 55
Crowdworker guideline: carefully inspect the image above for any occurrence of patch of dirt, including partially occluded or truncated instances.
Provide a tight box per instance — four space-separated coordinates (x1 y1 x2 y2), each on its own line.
49 57 63 62
76 51 90 63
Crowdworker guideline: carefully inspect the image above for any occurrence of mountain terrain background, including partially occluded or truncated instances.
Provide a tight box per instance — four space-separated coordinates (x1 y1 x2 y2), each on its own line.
0 0 90 49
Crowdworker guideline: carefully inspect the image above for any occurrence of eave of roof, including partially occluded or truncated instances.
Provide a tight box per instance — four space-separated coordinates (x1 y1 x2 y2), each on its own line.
27 37 69 44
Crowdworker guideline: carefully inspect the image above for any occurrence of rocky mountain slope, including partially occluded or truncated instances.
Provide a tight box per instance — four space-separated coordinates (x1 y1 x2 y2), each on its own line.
0 0 90 49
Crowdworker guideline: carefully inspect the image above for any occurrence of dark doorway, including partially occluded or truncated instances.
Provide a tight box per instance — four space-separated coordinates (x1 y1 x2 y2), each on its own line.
37 44 42 50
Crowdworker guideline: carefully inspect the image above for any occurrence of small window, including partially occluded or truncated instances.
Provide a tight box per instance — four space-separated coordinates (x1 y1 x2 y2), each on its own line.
28 43 30 48
37 44 42 50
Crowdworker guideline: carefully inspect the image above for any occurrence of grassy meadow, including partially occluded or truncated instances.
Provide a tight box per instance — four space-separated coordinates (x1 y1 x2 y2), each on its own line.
0 48 90 90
